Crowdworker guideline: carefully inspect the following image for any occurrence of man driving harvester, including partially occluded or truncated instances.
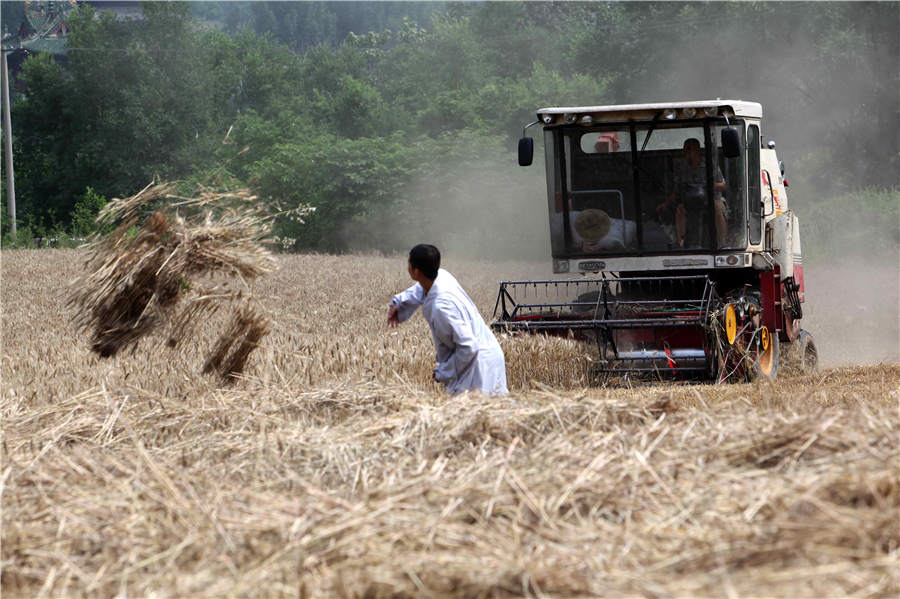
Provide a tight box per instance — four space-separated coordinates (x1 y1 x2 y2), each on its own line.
657 138 727 248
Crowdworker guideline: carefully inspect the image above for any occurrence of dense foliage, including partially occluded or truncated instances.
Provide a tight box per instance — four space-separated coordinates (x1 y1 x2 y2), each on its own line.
4 1 897 256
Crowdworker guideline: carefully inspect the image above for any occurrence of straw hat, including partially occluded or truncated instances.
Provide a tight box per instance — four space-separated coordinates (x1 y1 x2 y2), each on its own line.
574 209 611 241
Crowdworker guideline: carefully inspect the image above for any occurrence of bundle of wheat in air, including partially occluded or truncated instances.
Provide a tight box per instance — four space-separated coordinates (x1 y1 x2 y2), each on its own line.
68 182 277 380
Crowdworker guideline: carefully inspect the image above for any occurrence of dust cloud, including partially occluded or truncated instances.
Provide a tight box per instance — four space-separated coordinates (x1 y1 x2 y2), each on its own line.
412 161 550 262
803 255 899 367
341 143 553 262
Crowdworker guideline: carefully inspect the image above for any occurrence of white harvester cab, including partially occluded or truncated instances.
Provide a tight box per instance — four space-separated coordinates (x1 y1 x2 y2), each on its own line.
494 100 816 382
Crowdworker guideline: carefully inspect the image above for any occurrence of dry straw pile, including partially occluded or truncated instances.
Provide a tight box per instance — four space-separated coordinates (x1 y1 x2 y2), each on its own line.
2 251 899 597
67 182 276 380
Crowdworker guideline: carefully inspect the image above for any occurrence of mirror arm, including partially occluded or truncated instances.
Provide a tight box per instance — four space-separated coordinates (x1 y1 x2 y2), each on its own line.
761 169 775 217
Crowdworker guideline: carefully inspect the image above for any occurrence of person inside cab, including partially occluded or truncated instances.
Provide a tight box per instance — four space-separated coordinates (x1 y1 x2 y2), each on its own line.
657 138 727 248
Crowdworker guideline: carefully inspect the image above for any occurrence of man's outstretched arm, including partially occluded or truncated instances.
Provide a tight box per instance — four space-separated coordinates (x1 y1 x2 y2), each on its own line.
387 283 425 327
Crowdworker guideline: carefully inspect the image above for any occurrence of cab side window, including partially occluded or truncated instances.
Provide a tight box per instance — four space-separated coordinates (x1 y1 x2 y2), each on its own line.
747 125 762 245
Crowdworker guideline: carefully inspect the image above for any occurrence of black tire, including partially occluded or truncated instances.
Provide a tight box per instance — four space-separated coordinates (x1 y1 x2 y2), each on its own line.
796 329 818 373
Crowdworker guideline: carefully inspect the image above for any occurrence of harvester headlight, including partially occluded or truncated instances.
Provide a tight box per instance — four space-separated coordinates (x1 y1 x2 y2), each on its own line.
715 254 743 267
704 106 719 117
541 114 553 124
580 115 593 125
663 109 677 120
682 107 697 118
564 113 577 124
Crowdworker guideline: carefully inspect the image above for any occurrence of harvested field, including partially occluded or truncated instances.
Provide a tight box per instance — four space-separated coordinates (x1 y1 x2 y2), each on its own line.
2 250 899 597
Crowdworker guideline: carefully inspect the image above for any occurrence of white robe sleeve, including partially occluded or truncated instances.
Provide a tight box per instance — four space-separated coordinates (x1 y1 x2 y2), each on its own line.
430 299 478 385
390 283 425 323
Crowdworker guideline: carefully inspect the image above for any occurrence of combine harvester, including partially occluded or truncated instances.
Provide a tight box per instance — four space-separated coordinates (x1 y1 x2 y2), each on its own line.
493 100 817 382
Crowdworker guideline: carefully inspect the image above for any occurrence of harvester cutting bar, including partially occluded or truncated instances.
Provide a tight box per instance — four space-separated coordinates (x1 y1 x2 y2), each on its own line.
494 317 706 331
601 366 708 374
491 274 721 378
492 275 715 331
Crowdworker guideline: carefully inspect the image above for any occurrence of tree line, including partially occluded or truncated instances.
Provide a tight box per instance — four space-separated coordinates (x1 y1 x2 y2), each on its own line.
4 1 897 256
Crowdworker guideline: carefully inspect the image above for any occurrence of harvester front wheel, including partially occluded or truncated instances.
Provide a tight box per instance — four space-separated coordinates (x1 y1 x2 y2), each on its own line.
750 325 779 380
724 303 738 345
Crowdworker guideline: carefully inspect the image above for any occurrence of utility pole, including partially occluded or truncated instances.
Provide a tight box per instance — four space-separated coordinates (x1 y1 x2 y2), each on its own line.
1 46 15 237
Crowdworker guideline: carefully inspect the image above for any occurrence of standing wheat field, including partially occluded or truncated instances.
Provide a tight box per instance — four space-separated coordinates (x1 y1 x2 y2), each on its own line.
2 249 898 597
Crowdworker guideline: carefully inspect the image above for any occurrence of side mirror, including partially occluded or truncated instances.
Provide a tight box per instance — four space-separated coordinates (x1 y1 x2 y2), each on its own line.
518 137 534 166
721 127 741 158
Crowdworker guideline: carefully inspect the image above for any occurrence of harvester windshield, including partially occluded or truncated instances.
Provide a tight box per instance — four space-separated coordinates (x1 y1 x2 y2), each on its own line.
546 120 747 256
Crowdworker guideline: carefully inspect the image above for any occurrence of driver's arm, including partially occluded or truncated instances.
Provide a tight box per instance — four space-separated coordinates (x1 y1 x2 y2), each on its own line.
714 165 726 192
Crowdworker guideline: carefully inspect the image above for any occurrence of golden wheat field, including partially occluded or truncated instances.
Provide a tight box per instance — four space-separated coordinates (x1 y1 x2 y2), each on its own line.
2 249 898 598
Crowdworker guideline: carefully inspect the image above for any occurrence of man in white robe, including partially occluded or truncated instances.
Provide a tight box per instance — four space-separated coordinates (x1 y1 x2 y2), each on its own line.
387 244 508 395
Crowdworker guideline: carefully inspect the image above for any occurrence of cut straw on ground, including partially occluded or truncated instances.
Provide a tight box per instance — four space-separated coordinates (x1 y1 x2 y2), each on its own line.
2 250 898 597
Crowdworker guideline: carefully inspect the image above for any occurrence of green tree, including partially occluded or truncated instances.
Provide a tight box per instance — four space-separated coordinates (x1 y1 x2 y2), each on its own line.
9 52 75 229
69 187 107 238
204 28 306 123
13 3 225 228
8 0 895 251
246 133 416 251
